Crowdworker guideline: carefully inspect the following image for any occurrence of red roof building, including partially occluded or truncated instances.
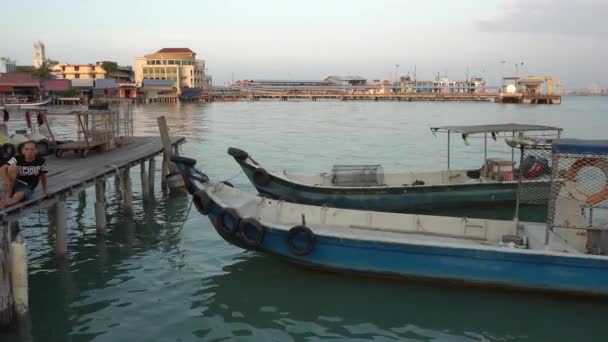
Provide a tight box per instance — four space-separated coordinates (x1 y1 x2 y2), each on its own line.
156 48 194 54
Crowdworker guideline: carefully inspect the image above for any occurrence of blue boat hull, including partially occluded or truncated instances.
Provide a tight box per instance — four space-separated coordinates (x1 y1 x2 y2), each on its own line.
172 157 608 296
203 199 608 296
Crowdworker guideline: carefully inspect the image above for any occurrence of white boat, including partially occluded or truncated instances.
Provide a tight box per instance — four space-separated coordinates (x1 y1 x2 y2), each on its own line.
1 98 52 109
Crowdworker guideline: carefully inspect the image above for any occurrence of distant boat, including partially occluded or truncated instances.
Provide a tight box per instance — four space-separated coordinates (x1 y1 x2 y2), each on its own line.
1 98 52 109
227 123 562 219
171 144 608 296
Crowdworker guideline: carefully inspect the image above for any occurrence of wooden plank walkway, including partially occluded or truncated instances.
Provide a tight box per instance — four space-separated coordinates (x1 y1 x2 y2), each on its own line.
0 136 185 221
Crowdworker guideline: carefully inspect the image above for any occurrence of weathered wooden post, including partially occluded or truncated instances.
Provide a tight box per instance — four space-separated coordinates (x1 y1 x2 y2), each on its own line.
78 188 86 206
161 159 168 191
0 223 13 326
140 161 150 202
148 158 156 194
114 171 121 198
95 180 106 235
157 116 183 190
10 233 28 317
55 194 68 258
121 168 133 209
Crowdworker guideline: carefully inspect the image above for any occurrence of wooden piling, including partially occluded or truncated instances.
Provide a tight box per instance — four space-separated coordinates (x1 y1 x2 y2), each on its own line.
148 158 156 194
114 170 121 197
10 233 28 316
161 158 168 191
122 168 133 209
78 188 86 205
157 116 179 175
95 180 106 235
0 223 13 326
140 161 150 202
55 195 68 258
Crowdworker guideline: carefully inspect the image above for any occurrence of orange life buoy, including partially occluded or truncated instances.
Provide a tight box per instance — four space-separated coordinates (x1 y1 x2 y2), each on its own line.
565 158 608 204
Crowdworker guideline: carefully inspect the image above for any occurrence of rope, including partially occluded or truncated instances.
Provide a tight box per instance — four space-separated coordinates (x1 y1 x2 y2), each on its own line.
222 170 243 183
159 195 193 241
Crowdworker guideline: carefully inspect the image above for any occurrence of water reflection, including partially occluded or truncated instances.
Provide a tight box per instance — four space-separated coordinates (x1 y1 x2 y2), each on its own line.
198 254 608 341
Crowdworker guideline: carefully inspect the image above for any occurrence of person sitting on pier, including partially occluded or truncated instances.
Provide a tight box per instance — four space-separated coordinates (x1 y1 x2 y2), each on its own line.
0 141 48 208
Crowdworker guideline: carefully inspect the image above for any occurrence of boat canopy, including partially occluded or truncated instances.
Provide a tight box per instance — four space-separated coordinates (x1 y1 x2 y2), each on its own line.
430 123 563 170
430 123 563 135
552 139 608 155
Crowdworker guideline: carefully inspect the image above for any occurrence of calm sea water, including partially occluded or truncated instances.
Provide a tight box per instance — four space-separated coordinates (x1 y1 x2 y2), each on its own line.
2 97 608 341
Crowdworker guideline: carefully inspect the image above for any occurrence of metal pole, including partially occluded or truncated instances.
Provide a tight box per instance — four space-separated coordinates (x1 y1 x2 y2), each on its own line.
484 132 488 162
545 149 560 248
514 146 524 221
511 131 515 162
447 130 451 170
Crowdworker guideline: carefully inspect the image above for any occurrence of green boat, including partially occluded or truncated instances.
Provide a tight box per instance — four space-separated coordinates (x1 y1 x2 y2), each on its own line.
228 123 562 221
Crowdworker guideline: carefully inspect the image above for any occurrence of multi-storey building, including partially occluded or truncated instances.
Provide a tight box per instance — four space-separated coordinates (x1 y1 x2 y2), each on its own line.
50 62 133 82
134 48 209 94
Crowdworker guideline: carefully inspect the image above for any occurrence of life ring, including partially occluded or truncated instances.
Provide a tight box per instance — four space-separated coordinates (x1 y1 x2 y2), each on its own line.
217 207 241 237
2 143 16 159
565 158 608 204
192 190 212 215
286 225 315 256
238 217 266 247
252 168 271 186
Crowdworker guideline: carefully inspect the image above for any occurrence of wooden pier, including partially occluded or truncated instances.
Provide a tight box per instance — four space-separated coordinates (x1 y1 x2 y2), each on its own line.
251 93 497 102
0 134 185 327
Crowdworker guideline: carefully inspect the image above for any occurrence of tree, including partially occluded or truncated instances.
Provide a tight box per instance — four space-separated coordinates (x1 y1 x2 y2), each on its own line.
31 63 51 79
101 61 118 77
61 87 80 97
15 66 35 73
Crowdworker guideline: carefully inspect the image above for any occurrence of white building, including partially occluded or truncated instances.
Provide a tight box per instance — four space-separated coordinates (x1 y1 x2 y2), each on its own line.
0 57 16 73
33 40 46 68
134 48 210 94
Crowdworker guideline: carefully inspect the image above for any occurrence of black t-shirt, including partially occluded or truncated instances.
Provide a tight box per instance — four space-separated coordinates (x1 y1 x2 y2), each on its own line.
8 155 48 189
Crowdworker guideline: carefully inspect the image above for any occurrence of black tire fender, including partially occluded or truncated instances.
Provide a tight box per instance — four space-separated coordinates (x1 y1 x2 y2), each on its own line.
193 190 213 215
286 225 316 256
252 168 271 186
238 217 266 247
217 207 241 237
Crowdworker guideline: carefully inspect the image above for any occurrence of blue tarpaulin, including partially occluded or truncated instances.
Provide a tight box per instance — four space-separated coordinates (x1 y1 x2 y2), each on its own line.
142 79 175 86
553 139 608 155
95 79 118 89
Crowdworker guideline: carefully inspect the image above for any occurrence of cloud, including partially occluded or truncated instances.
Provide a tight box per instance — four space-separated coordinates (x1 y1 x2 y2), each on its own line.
477 0 608 36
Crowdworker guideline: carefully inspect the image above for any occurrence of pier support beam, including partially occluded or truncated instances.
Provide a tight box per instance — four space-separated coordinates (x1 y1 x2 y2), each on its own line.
114 171 121 197
0 222 13 326
78 188 86 206
140 161 150 202
121 168 133 209
161 158 168 191
10 233 28 317
95 180 107 235
148 158 156 195
55 195 68 258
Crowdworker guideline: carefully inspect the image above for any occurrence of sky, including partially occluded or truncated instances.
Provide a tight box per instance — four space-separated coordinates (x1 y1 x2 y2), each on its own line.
1 0 606 88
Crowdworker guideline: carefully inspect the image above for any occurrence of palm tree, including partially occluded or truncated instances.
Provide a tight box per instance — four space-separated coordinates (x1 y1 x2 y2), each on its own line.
31 62 51 79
